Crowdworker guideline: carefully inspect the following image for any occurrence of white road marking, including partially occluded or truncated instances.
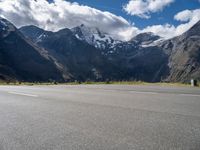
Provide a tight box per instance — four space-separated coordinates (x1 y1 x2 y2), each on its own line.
8 91 38 97
179 94 200 97
130 91 200 97
129 91 158 95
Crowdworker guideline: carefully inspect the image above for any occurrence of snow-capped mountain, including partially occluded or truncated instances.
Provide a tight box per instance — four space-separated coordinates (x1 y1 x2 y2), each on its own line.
71 25 164 53
18 20 200 82
71 24 122 49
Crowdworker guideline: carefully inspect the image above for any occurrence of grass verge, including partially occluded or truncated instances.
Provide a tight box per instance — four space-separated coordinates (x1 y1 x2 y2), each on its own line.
0 80 199 87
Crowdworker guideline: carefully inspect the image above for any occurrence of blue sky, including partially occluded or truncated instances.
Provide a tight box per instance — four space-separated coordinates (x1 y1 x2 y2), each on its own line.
63 0 200 29
0 0 200 40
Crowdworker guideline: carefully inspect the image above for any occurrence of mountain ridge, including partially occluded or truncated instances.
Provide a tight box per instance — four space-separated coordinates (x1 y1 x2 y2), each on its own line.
0 18 199 82
0 17 65 82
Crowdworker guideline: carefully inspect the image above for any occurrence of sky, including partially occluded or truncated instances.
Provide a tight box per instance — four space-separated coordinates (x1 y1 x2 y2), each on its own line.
66 0 200 28
0 0 199 41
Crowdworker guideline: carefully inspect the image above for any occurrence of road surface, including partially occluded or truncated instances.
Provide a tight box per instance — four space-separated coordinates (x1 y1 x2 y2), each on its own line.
0 84 200 150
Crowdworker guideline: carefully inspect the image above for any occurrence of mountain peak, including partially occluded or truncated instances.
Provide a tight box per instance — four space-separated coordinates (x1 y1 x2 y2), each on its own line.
73 24 100 35
71 24 117 49
0 18 8 27
0 17 15 28
130 32 161 47
20 25 44 32
131 32 160 42
183 20 200 37
19 25 53 43
0 17 16 37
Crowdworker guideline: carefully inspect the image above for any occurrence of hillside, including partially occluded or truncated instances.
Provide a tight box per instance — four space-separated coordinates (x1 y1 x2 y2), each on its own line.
0 17 64 82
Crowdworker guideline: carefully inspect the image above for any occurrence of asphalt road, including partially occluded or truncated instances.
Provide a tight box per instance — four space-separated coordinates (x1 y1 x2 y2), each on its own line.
0 84 200 150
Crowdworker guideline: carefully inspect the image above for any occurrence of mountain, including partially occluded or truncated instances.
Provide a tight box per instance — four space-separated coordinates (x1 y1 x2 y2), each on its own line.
20 25 54 43
71 24 122 50
130 32 162 47
20 25 168 82
20 25 123 81
160 20 200 82
101 41 169 82
19 20 200 83
0 17 64 82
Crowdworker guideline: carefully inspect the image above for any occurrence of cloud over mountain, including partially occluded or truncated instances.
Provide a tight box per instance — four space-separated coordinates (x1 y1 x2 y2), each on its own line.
0 0 138 41
0 0 199 41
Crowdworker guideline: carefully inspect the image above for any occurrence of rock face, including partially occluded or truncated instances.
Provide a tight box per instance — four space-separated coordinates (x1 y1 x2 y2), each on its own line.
0 17 64 82
160 20 200 82
1 17 199 82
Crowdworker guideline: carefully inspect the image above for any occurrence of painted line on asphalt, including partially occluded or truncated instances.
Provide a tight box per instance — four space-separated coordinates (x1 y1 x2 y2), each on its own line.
179 94 200 97
130 91 200 97
8 91 38 97
129 91 158 95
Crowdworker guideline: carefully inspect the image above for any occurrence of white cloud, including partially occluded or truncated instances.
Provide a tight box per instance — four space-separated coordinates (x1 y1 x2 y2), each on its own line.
0 0 138 41
174 9 200 36
174 9 200 23
0 0 199 41
174 9 194 22
123 0 174 19
142 9 200 39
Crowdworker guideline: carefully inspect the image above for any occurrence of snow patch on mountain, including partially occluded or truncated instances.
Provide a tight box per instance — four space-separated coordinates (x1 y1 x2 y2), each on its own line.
141 38 164 47
36 33 49 43
71 24 122 49
71 25 163 53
